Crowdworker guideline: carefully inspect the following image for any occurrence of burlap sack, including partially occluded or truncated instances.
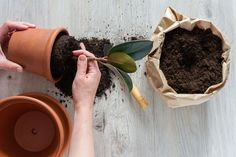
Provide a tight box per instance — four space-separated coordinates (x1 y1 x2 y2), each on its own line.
146 7 230 108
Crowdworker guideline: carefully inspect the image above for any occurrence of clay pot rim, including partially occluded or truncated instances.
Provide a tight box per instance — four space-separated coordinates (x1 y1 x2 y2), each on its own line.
0 95 64 156
46 27 69 83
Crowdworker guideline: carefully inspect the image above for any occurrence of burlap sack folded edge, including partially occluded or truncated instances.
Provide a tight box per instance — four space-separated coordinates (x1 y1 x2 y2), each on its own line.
146 7 230 108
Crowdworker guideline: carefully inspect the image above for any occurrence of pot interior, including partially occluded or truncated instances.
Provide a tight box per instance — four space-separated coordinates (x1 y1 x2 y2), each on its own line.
0 98 61 157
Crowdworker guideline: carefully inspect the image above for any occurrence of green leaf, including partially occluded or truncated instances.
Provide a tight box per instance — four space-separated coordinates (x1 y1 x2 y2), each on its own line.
118 69 133 92
99 62 133 92
108 40 153 60
107 52 137 73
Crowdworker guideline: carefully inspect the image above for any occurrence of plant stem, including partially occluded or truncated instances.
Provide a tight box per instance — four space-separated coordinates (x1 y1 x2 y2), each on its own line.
72 56 108 63
87 56 108 63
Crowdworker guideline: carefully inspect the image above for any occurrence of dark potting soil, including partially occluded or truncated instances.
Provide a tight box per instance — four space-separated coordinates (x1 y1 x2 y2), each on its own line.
160 27 223 94
51 36 113 98
51 35 78 79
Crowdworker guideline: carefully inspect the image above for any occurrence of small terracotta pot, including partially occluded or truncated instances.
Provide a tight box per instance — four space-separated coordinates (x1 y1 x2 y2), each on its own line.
7 28 68 82
0 93 71 157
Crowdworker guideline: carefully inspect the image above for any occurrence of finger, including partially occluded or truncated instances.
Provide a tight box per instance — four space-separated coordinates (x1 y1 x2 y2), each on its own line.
0 59 23 72
87 59 100 73
72 50 83 56
87 62 100 75
20 22 36 28
72 50 100 73
73 50 99 71
73 50 96 62
4 21 28 31
2 21 36 32
80 42 86 50
73 50 95 58
76 55 87 76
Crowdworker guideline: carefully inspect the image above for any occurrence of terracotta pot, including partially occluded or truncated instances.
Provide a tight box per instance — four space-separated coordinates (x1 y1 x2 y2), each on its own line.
0 92 71 157
7 28 69 82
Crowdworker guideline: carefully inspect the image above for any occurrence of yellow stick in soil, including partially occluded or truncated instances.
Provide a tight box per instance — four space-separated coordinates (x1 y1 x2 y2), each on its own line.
131 85 148 109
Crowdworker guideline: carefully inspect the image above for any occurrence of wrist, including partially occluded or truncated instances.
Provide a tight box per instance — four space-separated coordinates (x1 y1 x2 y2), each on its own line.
74 106 93 122
74 101 93 113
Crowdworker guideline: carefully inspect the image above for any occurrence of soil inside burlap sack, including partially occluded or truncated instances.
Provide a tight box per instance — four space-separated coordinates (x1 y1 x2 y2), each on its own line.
160 27 223 94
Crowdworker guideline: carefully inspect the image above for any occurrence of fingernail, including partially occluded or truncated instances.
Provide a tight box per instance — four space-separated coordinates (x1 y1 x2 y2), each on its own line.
17 67 23 72
79 55 86 61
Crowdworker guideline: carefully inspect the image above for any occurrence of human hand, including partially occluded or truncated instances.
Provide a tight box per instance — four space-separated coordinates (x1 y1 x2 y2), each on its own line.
0 21 36 72
72 43 101 111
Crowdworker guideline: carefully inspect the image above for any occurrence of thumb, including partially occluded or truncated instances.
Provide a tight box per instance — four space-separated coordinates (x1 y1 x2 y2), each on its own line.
76 55 87 76
0 59 23 72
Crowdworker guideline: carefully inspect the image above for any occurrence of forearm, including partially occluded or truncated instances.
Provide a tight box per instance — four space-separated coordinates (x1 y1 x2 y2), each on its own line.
68 104 94 157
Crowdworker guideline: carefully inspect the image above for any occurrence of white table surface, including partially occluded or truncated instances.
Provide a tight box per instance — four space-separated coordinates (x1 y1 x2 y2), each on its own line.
0 0 235 157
